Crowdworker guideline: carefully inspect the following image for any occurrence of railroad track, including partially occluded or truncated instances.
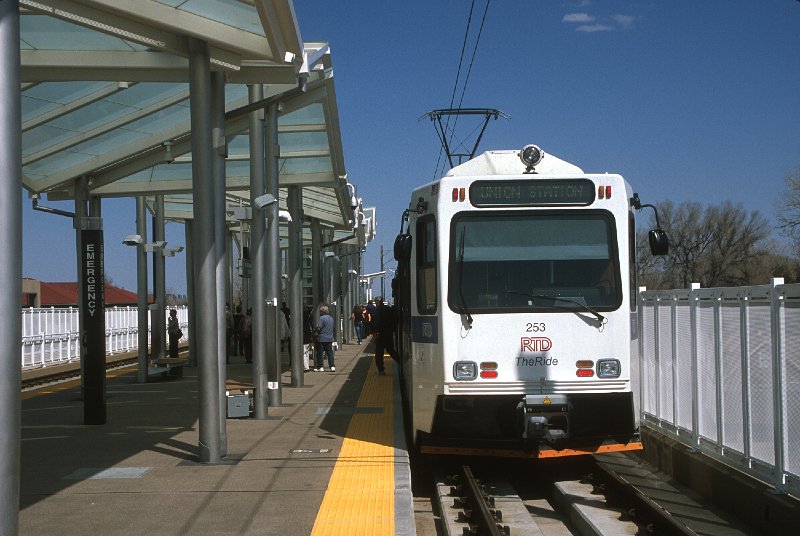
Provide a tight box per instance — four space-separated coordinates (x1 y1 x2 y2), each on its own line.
430 453 754 536
21 355 139 391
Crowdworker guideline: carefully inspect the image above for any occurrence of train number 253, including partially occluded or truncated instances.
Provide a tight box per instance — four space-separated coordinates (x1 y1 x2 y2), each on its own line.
525 322 546 332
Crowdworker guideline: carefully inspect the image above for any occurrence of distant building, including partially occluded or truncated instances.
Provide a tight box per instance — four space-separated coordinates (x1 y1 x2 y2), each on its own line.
21 278 150 308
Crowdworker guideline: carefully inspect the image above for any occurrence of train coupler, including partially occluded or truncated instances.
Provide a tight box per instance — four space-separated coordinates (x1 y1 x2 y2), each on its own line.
521 394 571 443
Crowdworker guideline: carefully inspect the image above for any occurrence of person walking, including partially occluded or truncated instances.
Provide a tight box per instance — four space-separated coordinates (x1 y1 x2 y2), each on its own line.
314 304 336 372
167 309 182 359
351 304 365 344
372 296 399 375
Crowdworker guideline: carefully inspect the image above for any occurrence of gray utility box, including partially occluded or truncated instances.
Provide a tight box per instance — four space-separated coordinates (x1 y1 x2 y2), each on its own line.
227 393 250 418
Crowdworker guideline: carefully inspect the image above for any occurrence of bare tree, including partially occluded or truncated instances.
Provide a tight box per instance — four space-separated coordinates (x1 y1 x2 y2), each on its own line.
704 201 771 286
638 200 777 289
776 165 800 255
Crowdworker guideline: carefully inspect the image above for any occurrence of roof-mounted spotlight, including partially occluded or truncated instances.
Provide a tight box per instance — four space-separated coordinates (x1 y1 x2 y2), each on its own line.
520 144 544 173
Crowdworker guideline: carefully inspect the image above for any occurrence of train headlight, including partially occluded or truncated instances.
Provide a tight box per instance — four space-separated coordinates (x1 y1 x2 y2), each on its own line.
520 144 544 167
453 361 478 381
597 359 621 378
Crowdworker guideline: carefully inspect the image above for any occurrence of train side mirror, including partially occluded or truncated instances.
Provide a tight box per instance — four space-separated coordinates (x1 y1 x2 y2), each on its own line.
648 229 669 256
394 233 412 261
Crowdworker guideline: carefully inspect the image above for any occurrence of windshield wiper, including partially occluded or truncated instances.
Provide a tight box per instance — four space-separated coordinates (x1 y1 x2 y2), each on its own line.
457 228 473 328
506 290 605 324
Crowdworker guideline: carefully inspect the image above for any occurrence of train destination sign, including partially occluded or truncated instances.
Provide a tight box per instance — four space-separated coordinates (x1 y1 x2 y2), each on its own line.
470 178 595 207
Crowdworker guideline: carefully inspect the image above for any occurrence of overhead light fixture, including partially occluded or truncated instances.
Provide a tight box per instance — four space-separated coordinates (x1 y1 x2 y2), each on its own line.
253 194 277 209
162 246 184 257
122 234 143 246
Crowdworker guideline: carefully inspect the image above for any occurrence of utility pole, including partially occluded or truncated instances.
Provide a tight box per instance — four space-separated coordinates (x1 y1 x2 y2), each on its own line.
380 245 384 298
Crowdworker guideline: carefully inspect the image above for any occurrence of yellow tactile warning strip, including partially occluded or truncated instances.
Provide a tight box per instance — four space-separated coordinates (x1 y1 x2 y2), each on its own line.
311 359 396 535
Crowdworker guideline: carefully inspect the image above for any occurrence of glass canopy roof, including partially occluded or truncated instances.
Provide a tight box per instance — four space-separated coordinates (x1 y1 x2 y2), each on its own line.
19 0 358 232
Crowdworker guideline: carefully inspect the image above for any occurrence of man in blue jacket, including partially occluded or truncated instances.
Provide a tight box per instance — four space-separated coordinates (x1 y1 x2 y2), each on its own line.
314 304 336 372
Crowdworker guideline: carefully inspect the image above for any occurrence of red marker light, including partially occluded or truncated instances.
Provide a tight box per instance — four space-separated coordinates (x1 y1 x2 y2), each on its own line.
605 185 612 198
576 369 594 378
452 188 459 202
480 370 498 379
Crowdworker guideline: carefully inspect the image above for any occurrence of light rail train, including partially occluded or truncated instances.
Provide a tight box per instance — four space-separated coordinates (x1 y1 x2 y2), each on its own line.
392 145 668 457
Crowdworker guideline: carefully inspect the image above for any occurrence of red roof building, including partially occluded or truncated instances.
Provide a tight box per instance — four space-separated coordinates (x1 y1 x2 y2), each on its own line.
22 279 150 308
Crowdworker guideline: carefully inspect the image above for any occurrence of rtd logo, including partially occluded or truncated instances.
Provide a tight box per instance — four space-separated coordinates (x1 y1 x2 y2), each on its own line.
520 337 553 352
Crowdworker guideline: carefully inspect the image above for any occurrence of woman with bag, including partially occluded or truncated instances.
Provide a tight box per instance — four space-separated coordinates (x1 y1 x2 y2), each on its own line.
167 309 181 359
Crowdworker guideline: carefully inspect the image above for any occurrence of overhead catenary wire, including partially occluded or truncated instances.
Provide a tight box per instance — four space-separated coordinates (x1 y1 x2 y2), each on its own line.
433 0 478 179
455 0 490 115
432 0 492 179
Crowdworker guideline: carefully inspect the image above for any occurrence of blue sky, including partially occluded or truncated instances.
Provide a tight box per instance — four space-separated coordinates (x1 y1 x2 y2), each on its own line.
22 0 800 295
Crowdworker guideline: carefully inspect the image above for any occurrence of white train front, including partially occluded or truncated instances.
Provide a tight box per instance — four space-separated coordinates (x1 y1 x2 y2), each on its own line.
392 145 668 458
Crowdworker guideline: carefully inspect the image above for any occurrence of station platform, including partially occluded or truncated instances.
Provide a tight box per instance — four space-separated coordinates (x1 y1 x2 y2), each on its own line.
19 340 415 536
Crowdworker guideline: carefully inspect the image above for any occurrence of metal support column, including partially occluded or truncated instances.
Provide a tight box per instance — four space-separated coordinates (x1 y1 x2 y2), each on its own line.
136 197 149 382
185 220 197 367
288 186 304 386
0 2 22 532
211 71 228 455
152 194 166 361
73 179 87 395
249 84 269 418
343 247 353 344
265 102 282 406
82 200 106 425
311 219 322 308
188 37 221 463
240 226 250 314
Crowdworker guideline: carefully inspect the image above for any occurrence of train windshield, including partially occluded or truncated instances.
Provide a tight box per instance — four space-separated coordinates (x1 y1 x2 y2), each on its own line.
448 211 621 313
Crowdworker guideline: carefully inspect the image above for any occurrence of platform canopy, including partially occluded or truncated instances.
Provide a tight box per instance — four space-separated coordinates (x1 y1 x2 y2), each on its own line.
19 0 359 233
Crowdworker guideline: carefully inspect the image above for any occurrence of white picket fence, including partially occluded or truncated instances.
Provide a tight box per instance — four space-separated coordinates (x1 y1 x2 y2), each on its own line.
639 278 800 497
21 306 188 369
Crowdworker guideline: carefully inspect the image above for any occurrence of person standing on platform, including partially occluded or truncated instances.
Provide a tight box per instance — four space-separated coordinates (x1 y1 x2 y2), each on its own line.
372 296 399 375
232 305 244 358
302 305 314 372
365 299 377 336
314 304 336 372
167 309 182 359
280 301 291 352
279 309 289 355
351 304 365 344
225 303 233 362
241 308 253 364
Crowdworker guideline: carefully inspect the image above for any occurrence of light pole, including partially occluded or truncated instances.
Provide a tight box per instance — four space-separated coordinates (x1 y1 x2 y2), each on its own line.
379 245 395 298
